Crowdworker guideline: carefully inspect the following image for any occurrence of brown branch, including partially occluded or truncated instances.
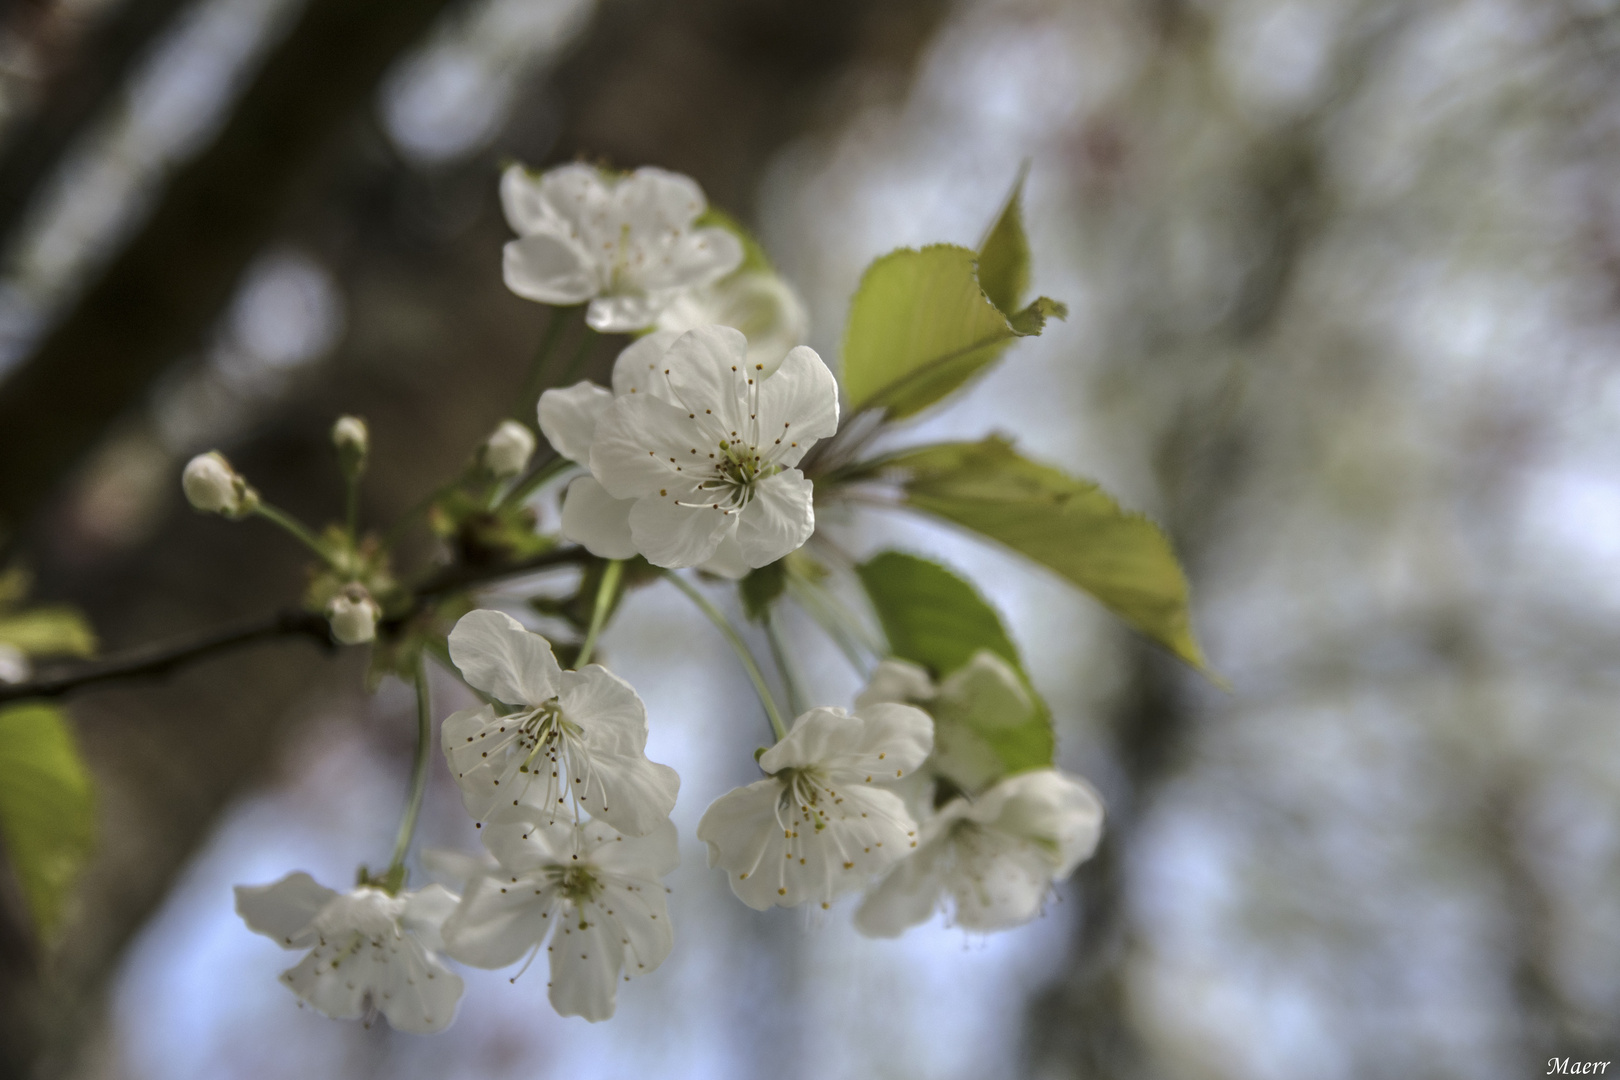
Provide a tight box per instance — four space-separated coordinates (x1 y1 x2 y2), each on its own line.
0 545 592 706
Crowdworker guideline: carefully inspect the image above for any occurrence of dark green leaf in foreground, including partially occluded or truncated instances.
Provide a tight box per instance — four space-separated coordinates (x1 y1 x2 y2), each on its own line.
0 703 95 940
857 551 1053 782
871 437 1206 669
840 244 1065 421
976 168 1031 317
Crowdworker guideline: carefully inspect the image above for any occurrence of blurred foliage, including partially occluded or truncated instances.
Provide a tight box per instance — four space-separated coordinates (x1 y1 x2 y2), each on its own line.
0 703 95 942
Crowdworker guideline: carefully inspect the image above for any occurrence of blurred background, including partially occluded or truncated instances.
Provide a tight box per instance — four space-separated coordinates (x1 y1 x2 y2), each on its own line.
0 0 1617 1076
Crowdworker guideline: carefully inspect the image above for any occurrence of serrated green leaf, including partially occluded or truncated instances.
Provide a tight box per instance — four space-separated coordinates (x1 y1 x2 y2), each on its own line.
0 703 95 940
0 607 97 658
857 551 1053 782
840 244 1064 421
977 169 1030 316
873 437 1206 669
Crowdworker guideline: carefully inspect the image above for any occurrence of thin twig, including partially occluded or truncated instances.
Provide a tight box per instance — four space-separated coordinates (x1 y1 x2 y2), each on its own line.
0 546 596 706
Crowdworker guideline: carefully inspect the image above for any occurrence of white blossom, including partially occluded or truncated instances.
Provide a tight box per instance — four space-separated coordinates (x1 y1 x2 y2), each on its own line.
856 652 1037 793
182 451 254 516
483 419 536 479
500 163 743 333
854 769 1104 937
331 415 369 456
441 817 678 1022
441 610 678 836
326 584 380 645
538 328 826 576
654 269 809 375
235 872 464 1033
696 703 932 910
586 325 838 570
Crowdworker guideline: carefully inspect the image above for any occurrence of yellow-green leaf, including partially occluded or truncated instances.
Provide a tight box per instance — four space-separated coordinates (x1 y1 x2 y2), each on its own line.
857 551 1053 781
977 169 1030 316
0 703 95 940
840 244 1065 421
0 607 97 658
874 437 1206 669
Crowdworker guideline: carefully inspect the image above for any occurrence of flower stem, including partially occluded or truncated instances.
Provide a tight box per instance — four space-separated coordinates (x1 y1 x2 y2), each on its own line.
516 307 571 425
763 607 807 717
575 559 622 668
252 502 331 564
497 452 571 511
665 572 788 741
388 657 433 879
344 473 360 544
558 324 598 385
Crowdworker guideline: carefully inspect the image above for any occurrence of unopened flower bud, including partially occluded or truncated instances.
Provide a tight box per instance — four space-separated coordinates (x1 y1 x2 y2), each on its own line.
332 415 369 476
0 643 29 685
483 420 536 479
183 452 253 516
326 585 380 645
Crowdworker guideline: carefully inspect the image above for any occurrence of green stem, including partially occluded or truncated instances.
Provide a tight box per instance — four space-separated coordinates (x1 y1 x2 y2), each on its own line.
516 307 571 425
497 453 571 511
575 559 623 668
252 502 332 565
665 572 787 741
763 607 807 717
388 657 433 877
558 324 598 386
345 474 360 543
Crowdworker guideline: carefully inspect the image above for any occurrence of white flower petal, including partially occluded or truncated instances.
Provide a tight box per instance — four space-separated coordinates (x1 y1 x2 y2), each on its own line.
734 469 813 567
628 490 732 568
587 293 666 333
560 476 638 559
538 381 613 462
637 228 744 292
759 704 933 779
584 816 681 880
589 395 712 500
754 346 838 469
442 704 510 821
499 164 557 235
695 779 786 910
654 271 809 376
442 870 561 969
537 163 612 242
613 167 707 233
235 872 336 949
448 609 561 706
503 232 598 305
854 840 946 938
610 330 683 401
557 665 649 752
697 533 749 579
548 902 623 1021
854 659 936 709
971 769 1105 879
376 942 463 1035
661 325 751 440
401 883 460 952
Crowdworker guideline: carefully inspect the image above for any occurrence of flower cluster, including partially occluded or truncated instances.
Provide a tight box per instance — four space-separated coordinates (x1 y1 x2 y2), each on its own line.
215 159 1118 1037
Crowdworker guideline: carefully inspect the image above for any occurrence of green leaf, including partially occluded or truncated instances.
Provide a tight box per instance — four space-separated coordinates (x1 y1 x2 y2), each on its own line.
873 437 1206 669
0 703 95 940
857 551 1053 781
977 168 1030 316
840 244 1066 421
0 607 97 658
